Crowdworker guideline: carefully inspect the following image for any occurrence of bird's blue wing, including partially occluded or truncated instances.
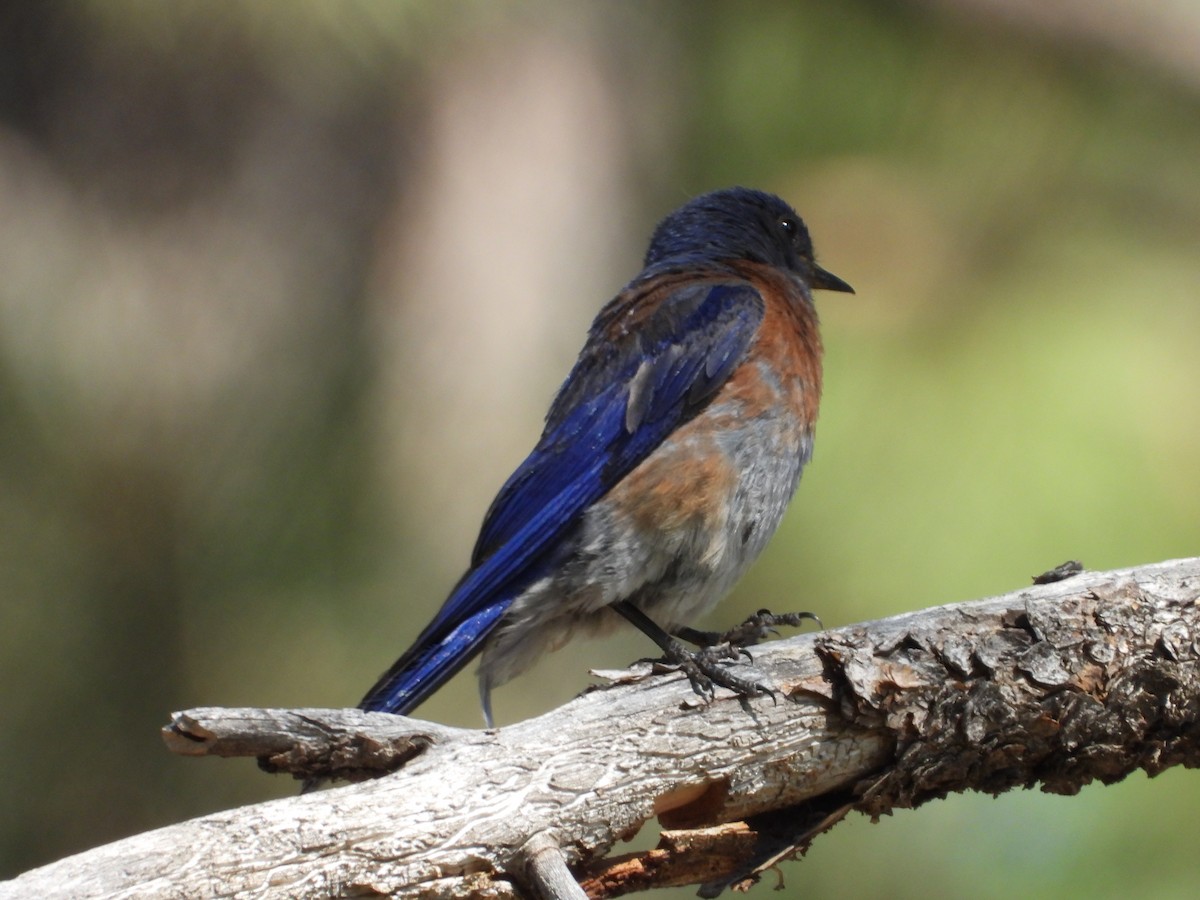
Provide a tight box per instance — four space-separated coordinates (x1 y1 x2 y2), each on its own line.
473 279 765 561
359 279 765 716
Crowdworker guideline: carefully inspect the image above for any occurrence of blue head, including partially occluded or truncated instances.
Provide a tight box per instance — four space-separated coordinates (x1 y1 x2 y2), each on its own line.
643 187 853 293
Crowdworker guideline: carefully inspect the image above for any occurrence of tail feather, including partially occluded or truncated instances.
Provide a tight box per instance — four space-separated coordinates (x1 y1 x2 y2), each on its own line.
358 604 508 716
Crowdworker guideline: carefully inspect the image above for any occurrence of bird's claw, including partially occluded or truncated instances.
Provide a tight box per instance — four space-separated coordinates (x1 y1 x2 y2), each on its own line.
668 643 776 707
698 641 751 663
656 607 820 706
718 608 822 648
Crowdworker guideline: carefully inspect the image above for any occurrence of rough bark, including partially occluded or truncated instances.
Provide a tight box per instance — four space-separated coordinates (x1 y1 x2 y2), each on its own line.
5 557 1199 899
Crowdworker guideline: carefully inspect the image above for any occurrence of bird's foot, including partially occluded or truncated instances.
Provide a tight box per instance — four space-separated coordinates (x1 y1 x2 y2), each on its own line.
663 639 775 705
674 608 821 652
719 608 822 647
614 600 796 706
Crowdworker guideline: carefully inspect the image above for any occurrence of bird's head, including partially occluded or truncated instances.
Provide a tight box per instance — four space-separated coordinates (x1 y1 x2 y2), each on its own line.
644 187 854 294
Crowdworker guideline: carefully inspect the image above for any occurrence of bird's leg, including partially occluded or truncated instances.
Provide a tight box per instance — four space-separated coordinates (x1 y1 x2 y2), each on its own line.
614 600 773 703
674 609 822 664
672 625 723 648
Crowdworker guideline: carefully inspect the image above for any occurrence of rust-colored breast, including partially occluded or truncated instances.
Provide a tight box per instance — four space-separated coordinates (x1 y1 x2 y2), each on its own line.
729 260 824 426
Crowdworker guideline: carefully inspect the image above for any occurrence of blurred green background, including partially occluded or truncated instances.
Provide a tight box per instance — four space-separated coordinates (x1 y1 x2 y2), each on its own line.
1 1 1198 896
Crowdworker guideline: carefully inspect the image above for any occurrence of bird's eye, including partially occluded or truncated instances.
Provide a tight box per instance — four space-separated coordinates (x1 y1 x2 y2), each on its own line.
779 217 804 248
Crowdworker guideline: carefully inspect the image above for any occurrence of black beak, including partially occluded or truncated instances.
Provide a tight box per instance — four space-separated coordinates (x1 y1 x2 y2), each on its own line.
809 264 854 294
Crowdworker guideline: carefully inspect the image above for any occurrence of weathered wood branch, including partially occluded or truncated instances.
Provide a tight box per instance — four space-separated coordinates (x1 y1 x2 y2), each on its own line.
5 558 1199 899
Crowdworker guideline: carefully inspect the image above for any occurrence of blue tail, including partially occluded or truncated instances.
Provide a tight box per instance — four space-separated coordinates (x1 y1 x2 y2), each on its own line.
358 602 508 718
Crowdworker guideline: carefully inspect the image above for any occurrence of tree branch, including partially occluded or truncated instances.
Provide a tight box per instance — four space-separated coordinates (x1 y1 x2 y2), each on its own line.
5 557 1199 899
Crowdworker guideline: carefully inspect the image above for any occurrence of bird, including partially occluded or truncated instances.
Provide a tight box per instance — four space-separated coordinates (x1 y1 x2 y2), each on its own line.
360 186 853 727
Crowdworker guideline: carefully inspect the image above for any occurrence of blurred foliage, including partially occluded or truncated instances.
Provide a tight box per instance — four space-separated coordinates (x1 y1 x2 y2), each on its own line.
1 1 1198 896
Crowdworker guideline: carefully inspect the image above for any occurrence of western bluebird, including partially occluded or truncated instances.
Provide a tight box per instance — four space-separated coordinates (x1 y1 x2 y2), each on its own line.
360 187 852 726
